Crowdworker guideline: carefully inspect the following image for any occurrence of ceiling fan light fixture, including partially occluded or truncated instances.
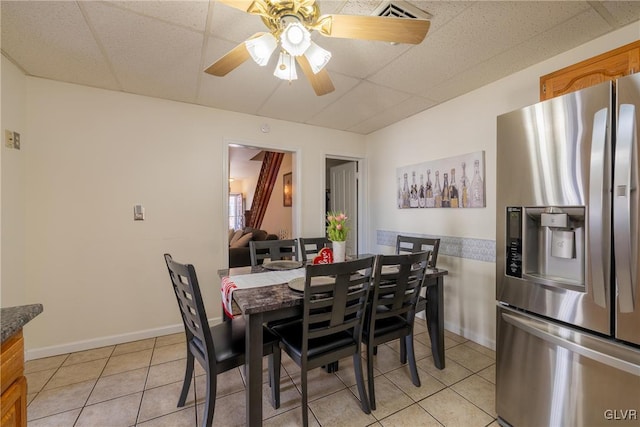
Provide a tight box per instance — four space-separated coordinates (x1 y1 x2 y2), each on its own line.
280 21 311 56
245 32 278 66
304 41 331 74
274 51 298 81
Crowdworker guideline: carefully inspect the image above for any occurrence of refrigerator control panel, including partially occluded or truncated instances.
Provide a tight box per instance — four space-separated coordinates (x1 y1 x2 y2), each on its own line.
506 207 522 278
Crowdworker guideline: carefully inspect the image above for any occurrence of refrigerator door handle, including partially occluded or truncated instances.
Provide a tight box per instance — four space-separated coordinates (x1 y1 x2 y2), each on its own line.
501 310 640 376
589 108 609 308
614 104 638 313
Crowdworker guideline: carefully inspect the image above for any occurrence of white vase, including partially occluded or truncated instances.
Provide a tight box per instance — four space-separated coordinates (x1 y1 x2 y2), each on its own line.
332 241 346 263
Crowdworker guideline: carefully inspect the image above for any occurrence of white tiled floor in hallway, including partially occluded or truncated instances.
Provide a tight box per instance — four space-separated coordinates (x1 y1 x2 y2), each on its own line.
25 320 498 426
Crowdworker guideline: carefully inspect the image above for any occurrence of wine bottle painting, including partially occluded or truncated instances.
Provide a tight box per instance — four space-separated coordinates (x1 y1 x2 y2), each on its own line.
396 151 485 209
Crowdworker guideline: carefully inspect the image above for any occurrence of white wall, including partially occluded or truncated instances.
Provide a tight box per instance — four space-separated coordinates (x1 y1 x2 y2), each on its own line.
1 57 28 308
366 23 640 349
4 76 365 357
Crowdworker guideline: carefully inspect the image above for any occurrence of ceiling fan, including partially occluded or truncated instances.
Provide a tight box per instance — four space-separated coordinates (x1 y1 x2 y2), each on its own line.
205 0 430 96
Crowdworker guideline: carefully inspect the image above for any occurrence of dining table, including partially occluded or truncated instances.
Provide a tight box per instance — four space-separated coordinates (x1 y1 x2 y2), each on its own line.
217 263 448 427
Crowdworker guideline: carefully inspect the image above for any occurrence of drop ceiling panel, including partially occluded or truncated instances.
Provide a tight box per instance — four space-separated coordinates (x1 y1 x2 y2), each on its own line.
319 36 411 79
0 1 119 90
209 2 268 43
307 81 412 130
599 1 640 26
107 0 209 31
424 8 613 102
83 1 204 103
257 72 360 123
368 1 593 96
346 95 437 134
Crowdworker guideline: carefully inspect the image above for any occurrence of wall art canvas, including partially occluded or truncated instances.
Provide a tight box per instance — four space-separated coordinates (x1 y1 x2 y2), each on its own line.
396 151 485 209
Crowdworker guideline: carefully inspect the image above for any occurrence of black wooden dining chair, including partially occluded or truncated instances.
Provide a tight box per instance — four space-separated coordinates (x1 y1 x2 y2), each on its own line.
396 235 440 268
395 235 441 366
270 256 376 427
164 254 281 427
363 251 430 410
249 238 299 267
298 236 331 262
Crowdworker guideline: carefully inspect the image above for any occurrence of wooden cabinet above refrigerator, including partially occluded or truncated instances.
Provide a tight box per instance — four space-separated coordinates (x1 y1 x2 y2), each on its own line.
539 40 639 101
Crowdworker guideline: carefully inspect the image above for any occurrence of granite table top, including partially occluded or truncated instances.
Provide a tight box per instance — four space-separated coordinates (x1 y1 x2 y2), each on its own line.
218 265 448 317
1 304 43 344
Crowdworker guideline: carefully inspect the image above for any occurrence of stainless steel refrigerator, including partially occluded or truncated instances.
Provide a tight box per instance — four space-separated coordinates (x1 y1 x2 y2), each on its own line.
496 73 640 427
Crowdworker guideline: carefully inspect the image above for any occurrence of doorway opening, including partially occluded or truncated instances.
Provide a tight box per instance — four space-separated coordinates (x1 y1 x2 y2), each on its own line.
227 144 295 266
326 157 360 256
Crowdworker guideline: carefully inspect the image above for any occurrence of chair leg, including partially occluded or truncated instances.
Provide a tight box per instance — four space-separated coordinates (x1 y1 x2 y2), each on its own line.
301 369 309 427
269 346 281 409
202 366 216 427
406 335 421 387
399 337 407 364
353 353 371 415
366 344 376 411
178 351 194 407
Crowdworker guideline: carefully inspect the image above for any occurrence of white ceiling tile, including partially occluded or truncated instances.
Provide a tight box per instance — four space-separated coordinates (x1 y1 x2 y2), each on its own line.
105 0 209 31
368 1 593 96
307 81 412 130
598 1 640 26
0 1 120 90
83 1 204 103
257 72 361 123
335 0 384 15
424 8 613 102
347 95 437 134
209 2 269 43
319 36 411 78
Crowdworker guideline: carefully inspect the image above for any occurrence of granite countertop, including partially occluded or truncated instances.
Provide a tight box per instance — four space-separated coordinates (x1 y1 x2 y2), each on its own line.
1 304 43 344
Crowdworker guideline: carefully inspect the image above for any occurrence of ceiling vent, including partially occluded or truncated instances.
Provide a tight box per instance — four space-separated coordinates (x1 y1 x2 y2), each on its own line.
373 1 431 20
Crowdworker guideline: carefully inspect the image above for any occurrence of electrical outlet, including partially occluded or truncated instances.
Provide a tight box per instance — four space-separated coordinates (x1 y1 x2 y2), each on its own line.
5 130 14 148
13 132 20 150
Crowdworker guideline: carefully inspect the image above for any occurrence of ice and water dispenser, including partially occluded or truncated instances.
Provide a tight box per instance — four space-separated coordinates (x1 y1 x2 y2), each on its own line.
506 206 585 290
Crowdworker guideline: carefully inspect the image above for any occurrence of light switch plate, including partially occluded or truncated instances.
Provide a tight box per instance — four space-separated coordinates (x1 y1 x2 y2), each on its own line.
134 204 145 221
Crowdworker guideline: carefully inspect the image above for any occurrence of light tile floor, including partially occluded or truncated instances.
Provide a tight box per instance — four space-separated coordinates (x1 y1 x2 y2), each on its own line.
25 320 499 426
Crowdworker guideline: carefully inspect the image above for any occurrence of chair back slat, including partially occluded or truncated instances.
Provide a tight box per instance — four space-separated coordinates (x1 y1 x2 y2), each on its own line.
164 254 214 362
250 239 299 266
395 235 440 268
299 237 331 262
301 257 376 354
369 251 430 333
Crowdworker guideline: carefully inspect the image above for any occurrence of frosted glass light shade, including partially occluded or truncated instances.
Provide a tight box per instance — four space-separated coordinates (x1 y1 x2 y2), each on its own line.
274 51 298 81
245 33 277 66
280 22 311 56
304 42 331 74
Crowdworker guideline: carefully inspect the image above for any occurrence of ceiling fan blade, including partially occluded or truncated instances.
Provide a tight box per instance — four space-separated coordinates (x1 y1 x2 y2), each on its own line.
217 0 269 16
296 56 335 96
315 14 430 45
204 41 252 76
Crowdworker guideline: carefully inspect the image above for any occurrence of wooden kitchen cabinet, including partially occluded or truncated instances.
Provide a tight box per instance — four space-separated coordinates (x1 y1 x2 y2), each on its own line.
1 331 27 427
540 40 640 101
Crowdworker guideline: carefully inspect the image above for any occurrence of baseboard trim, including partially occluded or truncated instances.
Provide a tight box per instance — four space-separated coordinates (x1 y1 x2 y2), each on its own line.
415 312 496 351
25 317 222 361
